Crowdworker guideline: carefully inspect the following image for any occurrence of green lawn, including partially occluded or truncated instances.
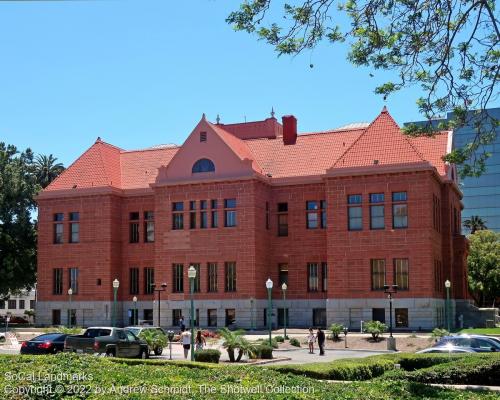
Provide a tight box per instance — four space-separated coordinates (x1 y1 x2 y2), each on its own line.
0 353 498 399
458 327 500 335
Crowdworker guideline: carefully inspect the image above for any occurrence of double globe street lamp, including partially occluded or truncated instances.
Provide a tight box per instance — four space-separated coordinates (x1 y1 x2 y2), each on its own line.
152 282 167 327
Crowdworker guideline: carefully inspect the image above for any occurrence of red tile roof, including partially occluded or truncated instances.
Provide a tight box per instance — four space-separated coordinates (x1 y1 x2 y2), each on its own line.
43 109 450 192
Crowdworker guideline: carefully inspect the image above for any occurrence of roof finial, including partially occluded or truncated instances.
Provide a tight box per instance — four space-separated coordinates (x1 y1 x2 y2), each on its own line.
271 107 275 118
202 113 206 121
381 105 388 113
216 114 220 124
95 136 102 143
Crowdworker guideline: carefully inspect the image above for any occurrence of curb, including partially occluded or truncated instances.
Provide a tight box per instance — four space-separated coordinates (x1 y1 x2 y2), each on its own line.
248 357 292 365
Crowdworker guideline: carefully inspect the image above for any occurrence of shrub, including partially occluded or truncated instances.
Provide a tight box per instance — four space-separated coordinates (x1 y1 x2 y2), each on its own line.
218 328 256 362
139 329 167 355
274 335 285 343
289 337 301 347
257 344 273 359
430 328 450 342
274 358 395 380
194 349 221 363
329 323 344 341
43 326 83 335
364 321 387 340
397 354 463 371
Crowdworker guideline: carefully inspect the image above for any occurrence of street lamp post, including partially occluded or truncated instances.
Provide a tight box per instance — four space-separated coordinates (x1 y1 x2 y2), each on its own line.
188 265 197 362
266 278 273 346
343 327 348 348
152 282 167 327
445 280 451 332
281 283 287 339
383 284 398 351
132 296 138 325
67 288 73 328
5 312 11 335
112 279 119 327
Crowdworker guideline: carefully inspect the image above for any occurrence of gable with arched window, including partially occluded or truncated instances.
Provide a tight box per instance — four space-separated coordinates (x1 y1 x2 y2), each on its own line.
192 158 215 173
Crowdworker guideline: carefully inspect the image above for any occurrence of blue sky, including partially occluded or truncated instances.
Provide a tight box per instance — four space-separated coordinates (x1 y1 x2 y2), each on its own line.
1 1 493 166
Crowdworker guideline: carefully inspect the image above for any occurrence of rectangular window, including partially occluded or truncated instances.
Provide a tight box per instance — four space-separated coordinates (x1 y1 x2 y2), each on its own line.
0 301 4 309
225 309 236 326
52 309 61 325
278 308 289 327
69 212 80 243
306 201 319 229
207 309 217 327
30 300 35 310
8 300 16 309
395 308 409 328
394 259 409 290
54 222 64 244
191 263 201 293
69 268 79 294
129 267 139 295
321 200 327 228
190 201 196 229
277 202 288 236
19 300 25 309
225 262 237 292
144 211 155 242
392 192 408 228
278 264 288 286
322 262 328 292
144 268 155 294
348 194 362 230
372 308 385 323
54 213 64 222
172 202 184 230
211 200 218 228
371 259 386 290
369 193 385 230
53 268 63 295
172 264 184 293
224 199 237 227
200 200 208 228
208 262 218 292
172 309 182 326
307 263 319 292
143 309 153 323
129 212 140 243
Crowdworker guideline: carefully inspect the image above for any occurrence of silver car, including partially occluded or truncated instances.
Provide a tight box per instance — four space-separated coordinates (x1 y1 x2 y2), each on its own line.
417 345 477 354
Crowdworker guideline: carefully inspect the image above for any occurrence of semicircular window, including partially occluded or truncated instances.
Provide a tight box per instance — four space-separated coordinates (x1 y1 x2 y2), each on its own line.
192 158 215 173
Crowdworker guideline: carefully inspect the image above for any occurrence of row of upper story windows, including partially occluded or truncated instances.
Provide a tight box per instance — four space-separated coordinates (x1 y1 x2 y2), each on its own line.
50 191 415 245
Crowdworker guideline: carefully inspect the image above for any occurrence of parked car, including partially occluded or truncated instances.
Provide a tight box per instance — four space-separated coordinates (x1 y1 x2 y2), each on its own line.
64 327 149 358
21 333 69 355
417 345 477 354
124 326 166 355
436 335 500 352
0 332 6 343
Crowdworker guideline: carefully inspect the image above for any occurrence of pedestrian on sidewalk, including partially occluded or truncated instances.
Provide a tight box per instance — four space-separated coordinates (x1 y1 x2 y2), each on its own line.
307 327 316 354
179 316 186 332
180 328 191 359
195 330 206 351
317 327 325 356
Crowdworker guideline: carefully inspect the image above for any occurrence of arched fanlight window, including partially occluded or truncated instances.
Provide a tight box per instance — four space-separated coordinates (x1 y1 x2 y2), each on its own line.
192 158 215 173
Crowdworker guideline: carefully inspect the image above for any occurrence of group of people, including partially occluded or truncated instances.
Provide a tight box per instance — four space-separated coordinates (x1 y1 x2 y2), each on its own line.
178 316 206 359
306 327 326 355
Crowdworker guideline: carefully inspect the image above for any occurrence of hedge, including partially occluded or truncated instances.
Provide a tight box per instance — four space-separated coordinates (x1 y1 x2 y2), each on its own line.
273 358 395 380
194 349 221 363
0 354 496 400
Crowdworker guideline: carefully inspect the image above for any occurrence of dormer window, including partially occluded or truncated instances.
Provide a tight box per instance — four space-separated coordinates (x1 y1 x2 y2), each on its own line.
200 131 207 142
192 158 215 173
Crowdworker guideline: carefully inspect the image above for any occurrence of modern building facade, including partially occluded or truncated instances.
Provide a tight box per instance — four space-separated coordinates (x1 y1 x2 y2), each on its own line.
407 108 500 232
0 289 36 321
36 108 468 330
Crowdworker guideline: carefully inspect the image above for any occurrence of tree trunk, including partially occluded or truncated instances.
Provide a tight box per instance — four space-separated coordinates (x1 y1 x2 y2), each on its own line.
227 349 235 362
236 349 243 362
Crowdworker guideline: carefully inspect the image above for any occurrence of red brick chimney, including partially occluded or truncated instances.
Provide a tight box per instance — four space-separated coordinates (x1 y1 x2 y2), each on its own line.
282 115 297 145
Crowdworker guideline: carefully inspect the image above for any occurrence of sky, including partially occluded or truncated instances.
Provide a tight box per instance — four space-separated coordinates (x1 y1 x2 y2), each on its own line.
1 0 495 167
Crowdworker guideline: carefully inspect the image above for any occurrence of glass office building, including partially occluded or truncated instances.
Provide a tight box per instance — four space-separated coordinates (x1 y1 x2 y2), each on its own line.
406 107 500 232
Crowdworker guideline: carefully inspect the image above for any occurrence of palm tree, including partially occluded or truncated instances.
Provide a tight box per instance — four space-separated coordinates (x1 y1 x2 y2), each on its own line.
218 328 256 362
463 215 487 234
34 154 65 188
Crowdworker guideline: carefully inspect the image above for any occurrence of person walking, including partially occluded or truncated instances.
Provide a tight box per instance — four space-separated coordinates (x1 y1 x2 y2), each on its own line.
317 327 325 356
179 316 186 332
195 330 206 351
306 327 316 354
180 328 191 359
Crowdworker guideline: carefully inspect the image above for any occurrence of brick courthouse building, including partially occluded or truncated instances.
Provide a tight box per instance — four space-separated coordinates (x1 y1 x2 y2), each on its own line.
36 108 468 330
